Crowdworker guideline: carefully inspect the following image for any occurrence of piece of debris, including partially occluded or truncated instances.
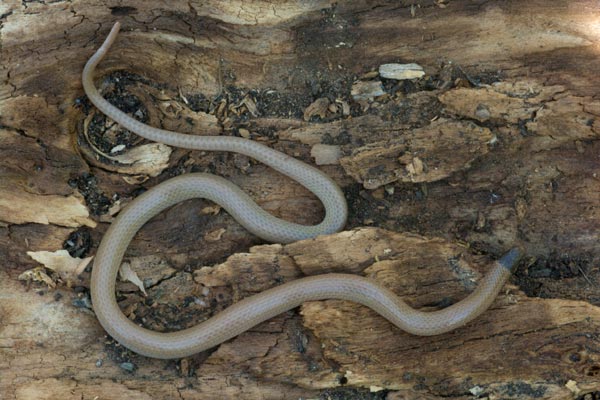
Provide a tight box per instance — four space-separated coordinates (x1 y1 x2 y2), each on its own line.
158 100 184 118
110 144 126 154
107 200 122 216
351 80 385 101
18 267 56 288
72 294 93 310
565 380 580 395
304 97 331 121
240 95 259 117
110 143 172 177
178 87 189 104
201 204 222 215
27 249 93 283
180 358 190 376
475 104 492 121
99 199 124 223
0 184 96 228
405 156 425 178
122 175 150 185
233 153 251 172
159 101 221 135
205 228 226 242
119 362 136 372
469 385 484 396
336 99 351 116
239 128 251 138
475 211 487 231
311 144 342 165
378 63 425 80
360 70 379 80
119 262 147 295
372 188 385 200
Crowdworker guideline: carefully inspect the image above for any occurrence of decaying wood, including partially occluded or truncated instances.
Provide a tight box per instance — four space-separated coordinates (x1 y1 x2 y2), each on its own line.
1 1 600 399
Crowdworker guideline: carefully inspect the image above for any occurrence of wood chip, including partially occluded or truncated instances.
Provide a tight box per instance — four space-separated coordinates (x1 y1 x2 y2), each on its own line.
360 71 379 80
110 144 126 154
18 267 56 288
119 262 147 295
565 380 580 395
204 228 226 242
405 156 425 176
336 99 351 115
351 81 385 101
158 100 183 118
0 187 96 228
241 95 259 117
239 128 251 138
27 249 93 282
110 143 172 177
310 144 341 165
201 205 222 215
303 98 330 121
379 63 425 80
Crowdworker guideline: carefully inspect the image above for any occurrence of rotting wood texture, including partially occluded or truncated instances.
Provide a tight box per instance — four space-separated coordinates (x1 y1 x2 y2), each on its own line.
1 1 599 399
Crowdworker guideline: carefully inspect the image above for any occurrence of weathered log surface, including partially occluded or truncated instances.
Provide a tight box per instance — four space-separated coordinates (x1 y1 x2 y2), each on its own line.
1 1 599 399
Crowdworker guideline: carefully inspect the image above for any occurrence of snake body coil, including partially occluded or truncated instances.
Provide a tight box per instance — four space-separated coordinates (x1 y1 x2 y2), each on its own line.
86 22 521 359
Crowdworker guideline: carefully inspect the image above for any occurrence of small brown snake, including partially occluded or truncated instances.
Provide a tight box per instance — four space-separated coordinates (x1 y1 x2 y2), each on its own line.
86 22 522 359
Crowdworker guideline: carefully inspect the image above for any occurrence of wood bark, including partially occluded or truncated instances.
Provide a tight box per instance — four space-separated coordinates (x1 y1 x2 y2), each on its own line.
1 1 599 399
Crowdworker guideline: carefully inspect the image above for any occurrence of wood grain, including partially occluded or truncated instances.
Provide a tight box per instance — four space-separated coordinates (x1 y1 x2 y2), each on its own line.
1 1 599 399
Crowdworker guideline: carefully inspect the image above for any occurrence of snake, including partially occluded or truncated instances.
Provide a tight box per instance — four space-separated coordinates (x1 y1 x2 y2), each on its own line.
86 22 522 359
